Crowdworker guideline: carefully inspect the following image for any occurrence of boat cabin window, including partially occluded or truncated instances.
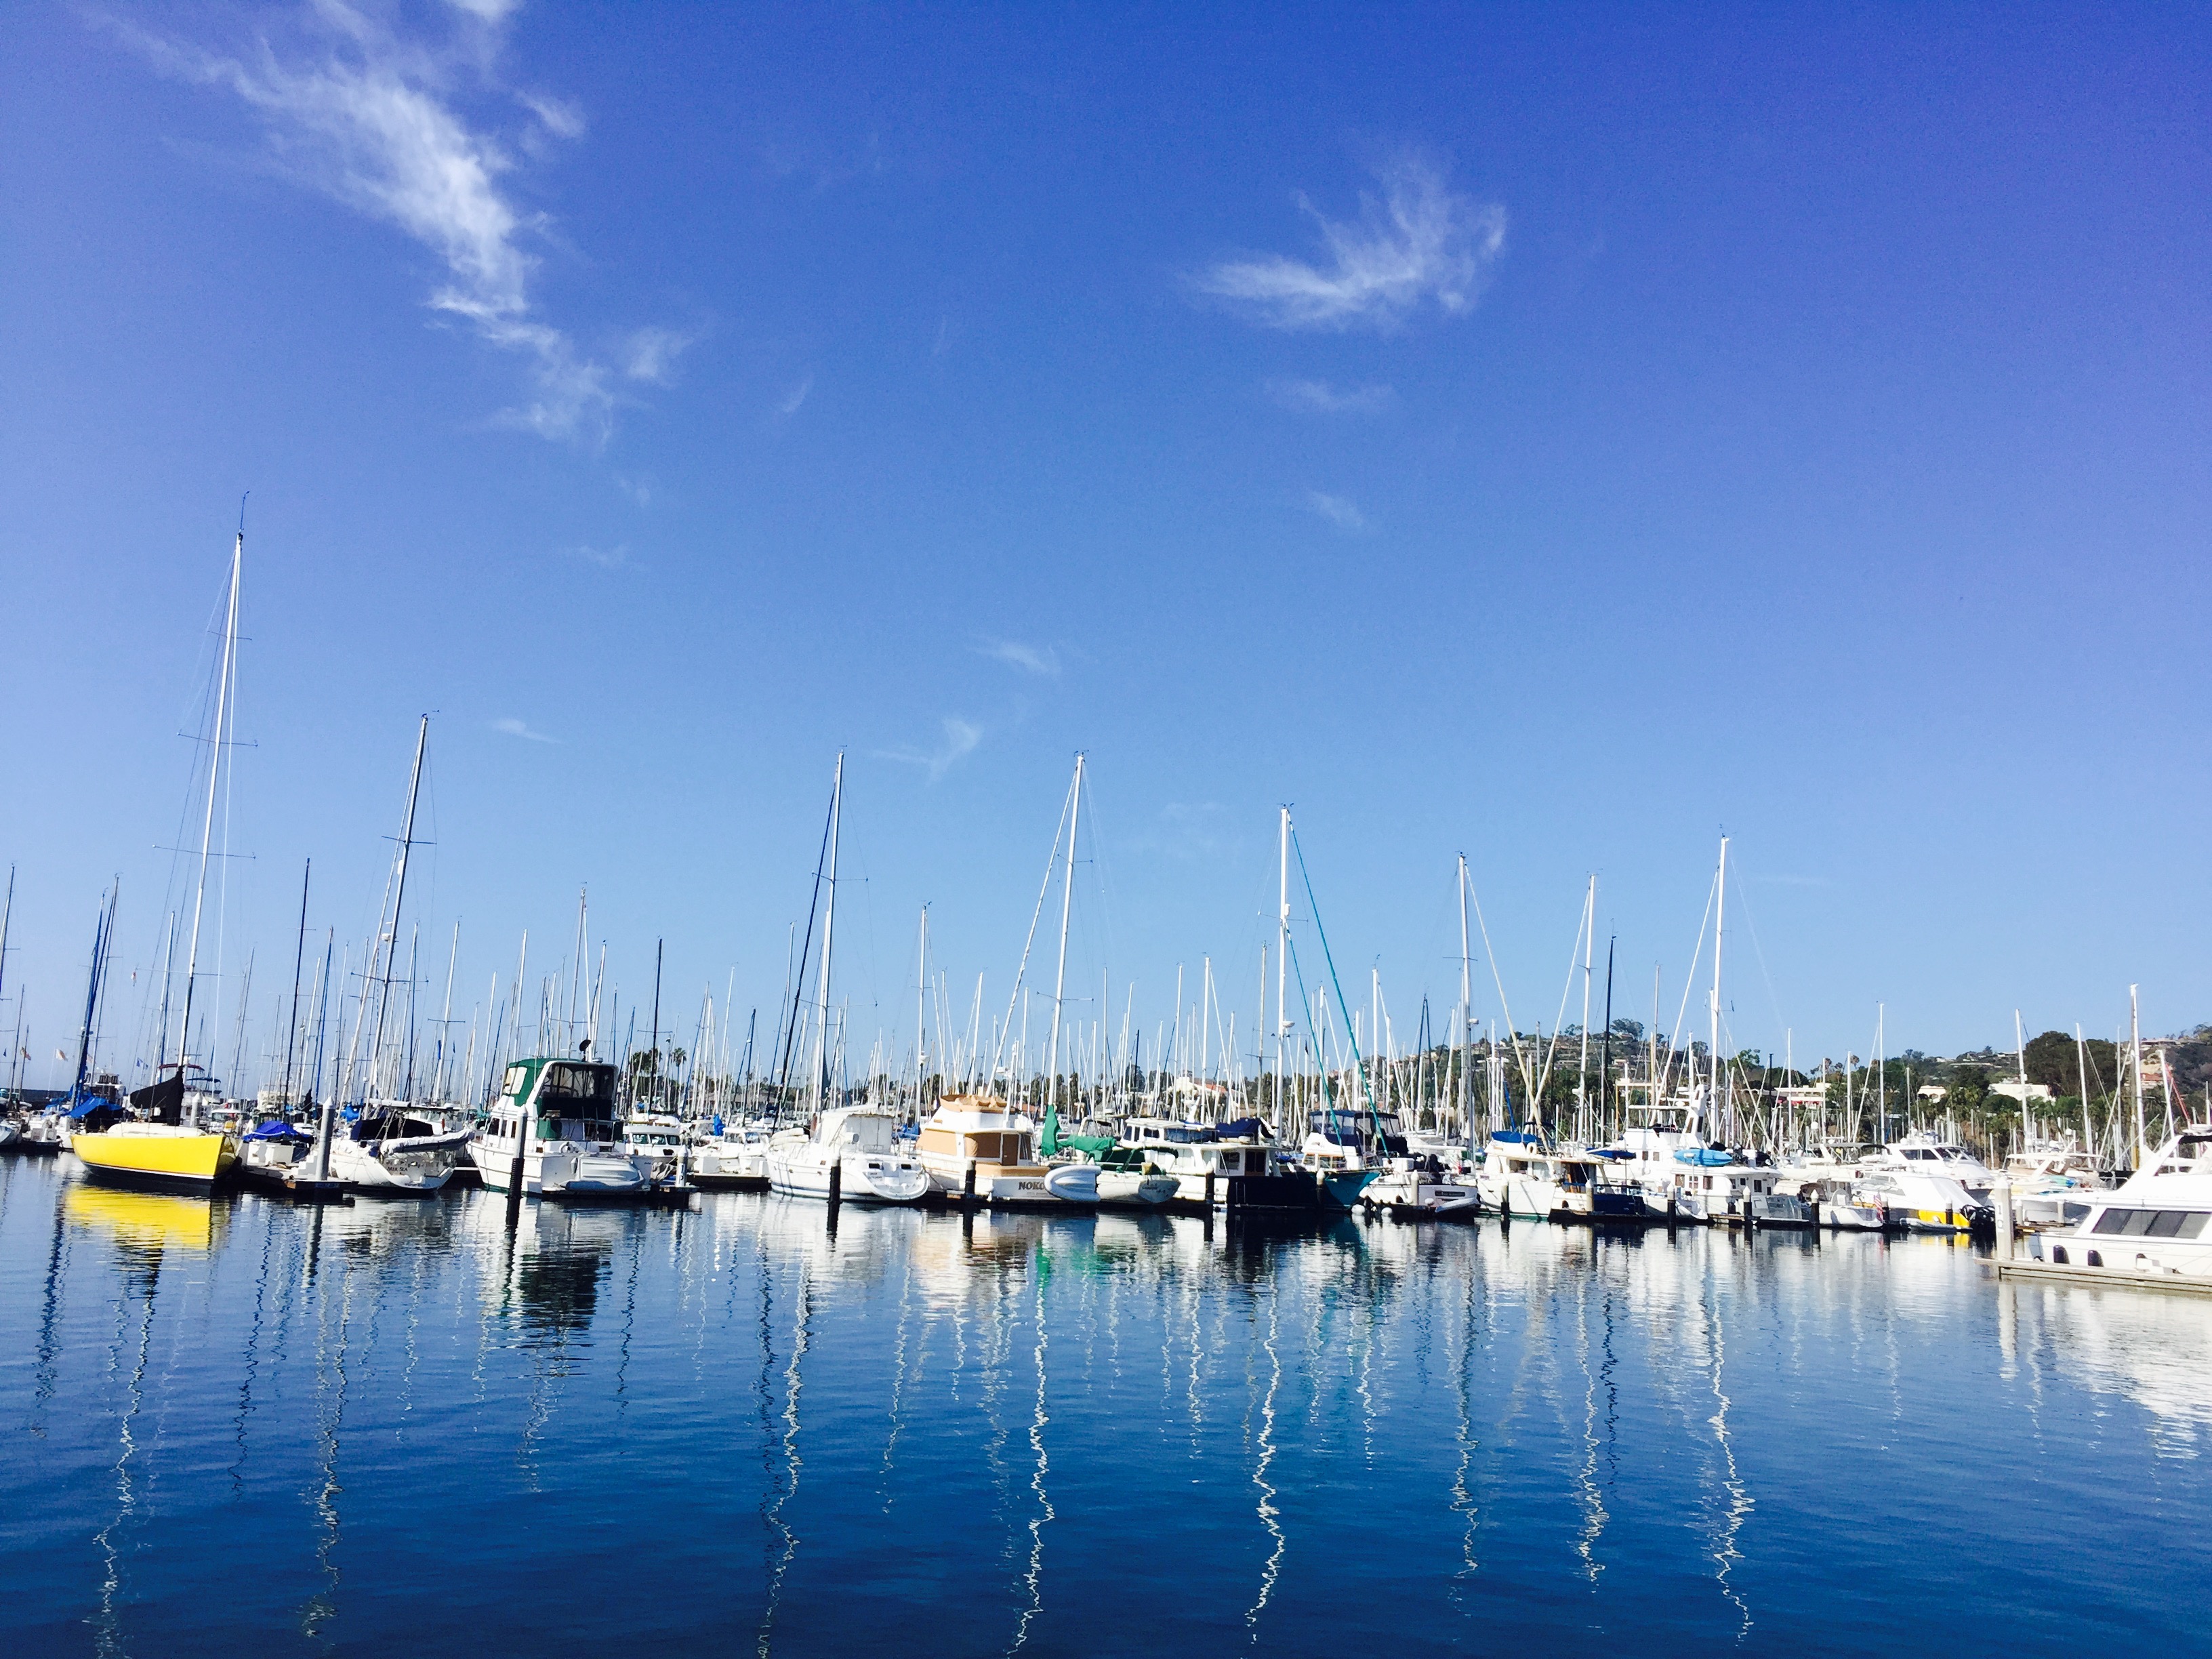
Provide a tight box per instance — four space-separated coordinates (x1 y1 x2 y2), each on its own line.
2091 1209 2208 1240
539 1063 616 1109
504 1063 531 1098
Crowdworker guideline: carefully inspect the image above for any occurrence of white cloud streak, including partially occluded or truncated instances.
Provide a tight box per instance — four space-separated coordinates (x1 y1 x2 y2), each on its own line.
879 718 981 783
1197 156 1505 331
1265 377 1396 414
1303 491 1368 533
776 373 815 417
977 639 1060 677
493 716 556 743
117 2 680 445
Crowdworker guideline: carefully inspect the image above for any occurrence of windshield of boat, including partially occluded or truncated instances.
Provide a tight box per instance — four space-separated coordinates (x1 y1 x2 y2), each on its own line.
539 1063 617 1109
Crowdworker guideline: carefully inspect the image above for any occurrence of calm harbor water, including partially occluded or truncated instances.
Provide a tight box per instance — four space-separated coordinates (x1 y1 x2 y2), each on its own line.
3 1155 2205 1658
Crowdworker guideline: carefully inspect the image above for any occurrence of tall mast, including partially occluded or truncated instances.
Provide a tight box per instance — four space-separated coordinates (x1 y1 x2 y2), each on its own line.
359 715 429 1103
915 904 930 1119
2014 1008 2029 1151
1706 836 1727 1136
281 861 310 1105
1275 808 1290 1128
2130 983 2145 1166
1577 874 1595 1141
1045 753 1084 1114
0 867 12 1073
176 524 243 1078
811 752 844 1113
1457 855 1471 1143
2075 1023 2094 1161
435 921 459 1098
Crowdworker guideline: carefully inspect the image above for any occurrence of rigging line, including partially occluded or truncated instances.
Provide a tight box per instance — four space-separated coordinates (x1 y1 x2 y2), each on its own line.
988 766 1078 1084
1288 828 1382 1130
1528 882 1593 1126
1719 849 1790 1059
1460 859 1534 1101
1665 867 1719 1068
773 775 839 1094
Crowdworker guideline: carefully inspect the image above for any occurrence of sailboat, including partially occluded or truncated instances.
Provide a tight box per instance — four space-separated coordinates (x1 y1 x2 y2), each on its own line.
308 718 472 1193
74 526 246 1193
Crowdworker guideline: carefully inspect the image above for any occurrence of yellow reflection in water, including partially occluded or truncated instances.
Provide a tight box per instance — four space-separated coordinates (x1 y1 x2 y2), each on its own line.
66 1181 220 1253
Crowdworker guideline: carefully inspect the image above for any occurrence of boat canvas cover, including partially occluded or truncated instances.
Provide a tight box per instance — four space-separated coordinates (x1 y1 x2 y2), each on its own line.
127 1074 185 1124
1674 1147 1734 1166
1214 1117 1269 1141
246 1120 312 1143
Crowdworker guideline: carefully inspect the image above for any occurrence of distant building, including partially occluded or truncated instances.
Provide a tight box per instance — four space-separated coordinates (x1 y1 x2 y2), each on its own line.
1988 1081 2053 1105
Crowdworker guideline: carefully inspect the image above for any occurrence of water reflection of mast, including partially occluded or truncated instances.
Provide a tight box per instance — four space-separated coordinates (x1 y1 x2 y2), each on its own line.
1243 1273 1286 1639
755 1257 811 1658
32 1185 68 1438
1571 1266 1621 1582
1008 1236 1054 1653
1700 1272 1753 1636
1448 1233 1481 1583
91 1227 160 1659
231 1202 281 1492
302 1205 353 1639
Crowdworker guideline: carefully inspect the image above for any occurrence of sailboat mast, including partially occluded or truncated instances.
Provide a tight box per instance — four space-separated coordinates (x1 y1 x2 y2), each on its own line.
2130 983 2145 1166
359 715 429 1103
1275 808 1290 1129
1578 874 1595 1141
176 527 243 1076
914 905 929 1120
1045 753 1084 1113
1707 836 1727 1136
812 752 844 1113
281 861 310 1105
1457 855 1471 1143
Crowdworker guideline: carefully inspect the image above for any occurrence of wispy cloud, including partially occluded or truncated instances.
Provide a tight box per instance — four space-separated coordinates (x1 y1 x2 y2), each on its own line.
1195 155 1505 331
621 327 695 387
776 373 815 417
562 542 627 569
1266 377 1395 414
879 718 981 783
493 716 556 743
1130 802 1231 861
114 2 670 446
1303 491 1368 533
977 639 1061 678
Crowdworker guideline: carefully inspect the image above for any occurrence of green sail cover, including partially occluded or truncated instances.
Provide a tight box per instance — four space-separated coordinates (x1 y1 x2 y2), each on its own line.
1041 1102 1116 1159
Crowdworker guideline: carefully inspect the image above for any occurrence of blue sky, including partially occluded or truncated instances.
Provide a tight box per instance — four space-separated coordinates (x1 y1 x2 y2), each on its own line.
3 2 2207 1090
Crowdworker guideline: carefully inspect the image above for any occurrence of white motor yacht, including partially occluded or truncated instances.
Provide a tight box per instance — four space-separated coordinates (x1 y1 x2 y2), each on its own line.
468 1056 656 1197
1657 1150 1814 1227
1869 1132 1999 1204
619 1109 689 1187
1118 1115 1274 1206
765 1107 932 1204
692 1120 774 1191
2030 1126 2212 1279
1850 1163 1988 1233
2004 1137 2105 1227
916 1096 1097 1205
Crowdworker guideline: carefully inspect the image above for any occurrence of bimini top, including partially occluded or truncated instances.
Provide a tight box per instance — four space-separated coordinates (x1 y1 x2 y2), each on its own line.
1674 1146 1735 1166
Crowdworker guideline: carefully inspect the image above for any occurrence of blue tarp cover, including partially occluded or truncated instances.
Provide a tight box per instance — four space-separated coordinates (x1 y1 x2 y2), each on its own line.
1490 1129 1542 1145
246 1120 313 1142
1674 1147 1734 1166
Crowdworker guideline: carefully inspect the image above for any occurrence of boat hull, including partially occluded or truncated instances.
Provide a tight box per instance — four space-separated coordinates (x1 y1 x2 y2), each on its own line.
73 1127 239 1191
766 1148 932 1204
